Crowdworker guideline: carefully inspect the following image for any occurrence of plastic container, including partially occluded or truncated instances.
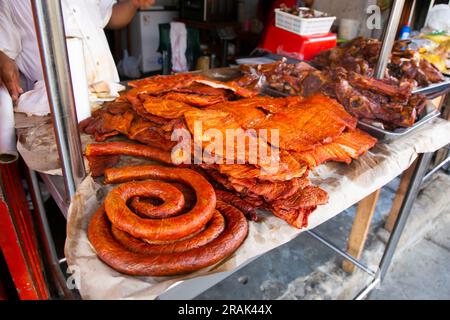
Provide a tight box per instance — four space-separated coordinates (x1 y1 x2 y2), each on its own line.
399 25 411 40
275 8 336 36
261 26 337 61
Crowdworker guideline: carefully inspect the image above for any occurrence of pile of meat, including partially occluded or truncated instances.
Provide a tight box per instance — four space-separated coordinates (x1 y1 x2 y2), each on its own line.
81 73 377 229
240 58 427 128
313 37 445 87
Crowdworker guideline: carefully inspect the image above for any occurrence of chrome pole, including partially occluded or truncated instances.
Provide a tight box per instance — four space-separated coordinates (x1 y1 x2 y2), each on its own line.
306 230 377 277
378 152 433 280
407 0 417 26
28 169 75 299
354 277 381 300
374 0 406 79
31 0 85 201
422 155 450 183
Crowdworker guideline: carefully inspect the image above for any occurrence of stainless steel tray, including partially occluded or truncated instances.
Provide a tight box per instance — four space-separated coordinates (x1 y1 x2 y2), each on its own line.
264 79 450 98
412 78 450 98
357 107 441 142
263 85 440 141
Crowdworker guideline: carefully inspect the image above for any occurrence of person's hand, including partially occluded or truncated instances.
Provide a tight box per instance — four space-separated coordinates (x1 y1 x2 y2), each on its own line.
0 53 23 102
131 0 156 10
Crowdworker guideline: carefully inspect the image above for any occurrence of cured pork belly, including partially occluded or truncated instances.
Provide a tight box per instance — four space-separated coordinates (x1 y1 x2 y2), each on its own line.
207 101 269 128
128 117 176 151
252 94 357 152
183 108 263 164
161 92 226 107
142 96 197 119
128 73 205 90
216 150 307 182
215 189 258 221
195 79 259 98
174 83 228 96
80 103 134 142
201 165 328 229
291 128 378 168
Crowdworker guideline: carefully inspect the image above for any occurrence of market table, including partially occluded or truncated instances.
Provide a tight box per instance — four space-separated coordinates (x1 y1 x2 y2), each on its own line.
14 111 450 299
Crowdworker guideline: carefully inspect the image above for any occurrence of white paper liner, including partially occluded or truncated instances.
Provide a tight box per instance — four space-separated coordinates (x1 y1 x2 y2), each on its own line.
15 113 93 175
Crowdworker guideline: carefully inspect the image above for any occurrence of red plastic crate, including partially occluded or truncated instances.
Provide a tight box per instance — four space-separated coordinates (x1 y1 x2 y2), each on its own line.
262 24 337 61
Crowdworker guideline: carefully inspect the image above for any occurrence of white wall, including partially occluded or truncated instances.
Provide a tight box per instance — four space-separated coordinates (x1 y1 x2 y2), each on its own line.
313 0 381 38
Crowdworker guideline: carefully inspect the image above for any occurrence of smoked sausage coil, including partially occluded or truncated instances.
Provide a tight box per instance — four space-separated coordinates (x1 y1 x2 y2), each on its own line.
87 200 248 276
127 182 185 219
111 211 225 254
103 166 216 241
85 142 173 165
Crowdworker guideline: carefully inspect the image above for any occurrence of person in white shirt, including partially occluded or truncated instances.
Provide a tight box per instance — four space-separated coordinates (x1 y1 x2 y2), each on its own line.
0 0 155 102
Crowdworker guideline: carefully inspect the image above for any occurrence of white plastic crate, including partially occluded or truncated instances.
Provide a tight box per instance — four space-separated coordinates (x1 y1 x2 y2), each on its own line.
275 8 336 36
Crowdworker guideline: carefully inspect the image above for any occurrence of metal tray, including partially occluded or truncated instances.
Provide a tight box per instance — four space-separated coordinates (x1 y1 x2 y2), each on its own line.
357 107 441 142
412 78 450 98
265 76 450 99
263 85 440 142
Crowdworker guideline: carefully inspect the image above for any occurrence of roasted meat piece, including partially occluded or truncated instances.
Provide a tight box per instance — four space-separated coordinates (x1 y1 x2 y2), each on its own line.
79 102 135 142
174 82 229 96
215 189 258 221
128 117 176 151
195 79 259 98
161 92 226 107
313 37 444 86
227 176 308 203
127 73 205 91
271 185 329 229
141 96 197 119
291 129 377 168
215 150 307 182
252 94 357 152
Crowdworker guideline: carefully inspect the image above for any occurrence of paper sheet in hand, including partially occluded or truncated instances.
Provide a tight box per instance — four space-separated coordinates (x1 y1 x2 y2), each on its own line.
0 86 18 163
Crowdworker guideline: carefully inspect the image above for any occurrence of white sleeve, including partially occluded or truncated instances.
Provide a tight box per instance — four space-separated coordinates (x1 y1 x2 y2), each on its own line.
0 1 21 59
97 0 118 28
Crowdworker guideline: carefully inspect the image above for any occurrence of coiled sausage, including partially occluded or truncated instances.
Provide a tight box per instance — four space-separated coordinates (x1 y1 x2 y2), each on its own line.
103 166 216 241
88 201 248 276
111 211 225 254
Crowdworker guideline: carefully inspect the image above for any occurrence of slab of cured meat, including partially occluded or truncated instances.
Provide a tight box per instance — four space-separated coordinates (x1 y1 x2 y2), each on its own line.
250 94 357 152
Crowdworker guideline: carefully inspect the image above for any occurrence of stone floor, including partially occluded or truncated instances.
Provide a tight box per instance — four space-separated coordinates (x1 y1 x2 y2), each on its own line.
196 171 450 300
370 210 450 300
